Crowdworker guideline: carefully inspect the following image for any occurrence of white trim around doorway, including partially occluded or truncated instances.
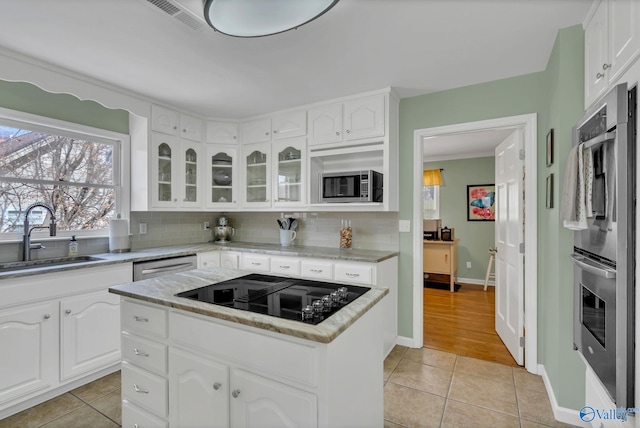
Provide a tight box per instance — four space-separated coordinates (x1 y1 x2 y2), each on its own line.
412 113 538 373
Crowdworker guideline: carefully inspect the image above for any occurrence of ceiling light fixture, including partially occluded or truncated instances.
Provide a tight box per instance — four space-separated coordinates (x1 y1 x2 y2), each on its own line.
204 0 339 38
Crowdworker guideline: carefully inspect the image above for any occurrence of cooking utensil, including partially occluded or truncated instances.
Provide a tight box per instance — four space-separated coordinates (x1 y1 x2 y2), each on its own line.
277 219 285 229
290 219 298 230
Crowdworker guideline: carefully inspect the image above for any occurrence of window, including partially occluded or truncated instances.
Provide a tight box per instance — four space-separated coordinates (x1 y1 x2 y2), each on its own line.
0 107 129 240
423 185 440 219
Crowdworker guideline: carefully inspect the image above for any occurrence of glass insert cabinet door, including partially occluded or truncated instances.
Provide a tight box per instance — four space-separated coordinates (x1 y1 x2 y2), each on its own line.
209 151 234 204
183 147 198 203
245 148 269 204
276 146 302 203
157 142 173 202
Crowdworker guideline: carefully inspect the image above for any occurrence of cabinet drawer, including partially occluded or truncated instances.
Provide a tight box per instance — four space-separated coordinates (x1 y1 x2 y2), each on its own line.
122 300 168 338
301 261 333 280
122 362 168 417
122 399 168 428
170 312 318 387
122 332 167 375
270 258 301 276
241 254 270 272
334 263 373 285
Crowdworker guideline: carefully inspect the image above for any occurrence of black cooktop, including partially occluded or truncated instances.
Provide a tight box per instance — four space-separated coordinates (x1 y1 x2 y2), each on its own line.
176 274 370 325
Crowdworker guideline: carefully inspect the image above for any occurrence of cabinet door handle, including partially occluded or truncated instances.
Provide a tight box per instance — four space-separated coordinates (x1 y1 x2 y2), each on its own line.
596 72 605 79
310 269 323 273
43 314 51 320
445 254 448 263
603 63 611 70
233 136 237 140
280 265 290 269
133 384 149 394
65 309 72 315
273 129 278 134
173 125 177 130
133 348 149 357
336 131 340 136
134 316 149 322
346 272 360 277
265 132 269 135
251 262 262 266
213 382 221 390
232 389 241 398
346 129 351 134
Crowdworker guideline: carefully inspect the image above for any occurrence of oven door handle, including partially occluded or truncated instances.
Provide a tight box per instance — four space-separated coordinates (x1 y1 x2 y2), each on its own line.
569 254 616 279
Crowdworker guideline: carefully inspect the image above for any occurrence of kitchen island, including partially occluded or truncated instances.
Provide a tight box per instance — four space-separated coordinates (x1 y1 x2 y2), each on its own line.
109 267 388 428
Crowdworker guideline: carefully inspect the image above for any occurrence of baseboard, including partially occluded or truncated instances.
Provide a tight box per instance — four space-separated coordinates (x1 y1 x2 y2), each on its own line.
537 364 588 427
396 335 418 348
458 277 495 286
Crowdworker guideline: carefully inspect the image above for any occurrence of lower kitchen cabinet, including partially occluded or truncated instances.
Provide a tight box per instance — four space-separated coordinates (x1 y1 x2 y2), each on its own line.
60 290 121 380
0 301 58 406
169 348 229 428
0 263 132 419
120 297 383 428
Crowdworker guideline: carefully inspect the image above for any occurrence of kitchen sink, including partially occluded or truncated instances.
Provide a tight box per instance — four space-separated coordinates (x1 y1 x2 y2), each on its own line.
0 256 105 273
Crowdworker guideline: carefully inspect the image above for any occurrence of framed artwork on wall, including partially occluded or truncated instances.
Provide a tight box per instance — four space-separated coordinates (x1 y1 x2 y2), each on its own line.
467 184 495 221
546 129 554 167
546 173 554 208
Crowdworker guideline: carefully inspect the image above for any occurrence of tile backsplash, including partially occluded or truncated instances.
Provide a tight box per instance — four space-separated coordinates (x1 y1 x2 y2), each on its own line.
0 211 399 262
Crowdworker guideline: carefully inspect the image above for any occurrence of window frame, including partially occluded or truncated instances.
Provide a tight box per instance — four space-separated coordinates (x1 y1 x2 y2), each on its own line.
0 106 130 241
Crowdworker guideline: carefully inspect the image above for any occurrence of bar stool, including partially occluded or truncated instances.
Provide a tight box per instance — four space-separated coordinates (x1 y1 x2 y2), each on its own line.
484 247 497 291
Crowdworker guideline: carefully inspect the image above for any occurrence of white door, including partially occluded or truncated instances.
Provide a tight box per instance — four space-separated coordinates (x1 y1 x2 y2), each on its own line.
494 129 524 365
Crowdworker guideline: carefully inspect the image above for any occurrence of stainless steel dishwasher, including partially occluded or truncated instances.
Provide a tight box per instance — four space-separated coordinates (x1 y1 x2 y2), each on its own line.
133 255 197 281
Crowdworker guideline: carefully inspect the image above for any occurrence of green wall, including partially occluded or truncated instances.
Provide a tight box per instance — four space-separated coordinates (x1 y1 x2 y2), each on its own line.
423 157 495 281
0 80 128 133
399 25 585 409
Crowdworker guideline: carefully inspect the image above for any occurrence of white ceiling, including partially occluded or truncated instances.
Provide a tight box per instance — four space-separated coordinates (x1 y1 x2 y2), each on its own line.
0 0 590 119
423 129 515 162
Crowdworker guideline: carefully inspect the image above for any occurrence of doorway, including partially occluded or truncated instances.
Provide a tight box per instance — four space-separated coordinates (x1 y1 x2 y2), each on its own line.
411 114 538 373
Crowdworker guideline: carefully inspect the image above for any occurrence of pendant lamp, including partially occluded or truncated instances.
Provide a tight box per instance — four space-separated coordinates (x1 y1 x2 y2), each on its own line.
204 0 340 38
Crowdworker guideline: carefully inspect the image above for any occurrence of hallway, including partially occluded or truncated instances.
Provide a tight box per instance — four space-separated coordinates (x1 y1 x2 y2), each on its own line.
423 283 517 366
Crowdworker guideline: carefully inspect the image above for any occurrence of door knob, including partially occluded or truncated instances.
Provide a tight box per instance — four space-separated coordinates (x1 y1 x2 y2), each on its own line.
232 389 241 398
213 382 221 390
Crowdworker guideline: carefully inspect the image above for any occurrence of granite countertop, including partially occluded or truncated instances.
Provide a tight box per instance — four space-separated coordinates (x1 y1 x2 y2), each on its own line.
0 242 398 280
109 267 389 344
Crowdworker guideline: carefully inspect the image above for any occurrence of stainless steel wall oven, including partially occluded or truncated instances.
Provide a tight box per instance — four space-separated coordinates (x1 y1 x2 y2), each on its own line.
571 83 636 407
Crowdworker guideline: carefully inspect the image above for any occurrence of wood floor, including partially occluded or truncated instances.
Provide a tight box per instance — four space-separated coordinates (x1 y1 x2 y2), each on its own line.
423 282 518 367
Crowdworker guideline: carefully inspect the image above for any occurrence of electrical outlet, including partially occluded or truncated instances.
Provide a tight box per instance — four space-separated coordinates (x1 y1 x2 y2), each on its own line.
204 221 210 230
139 223 147 235
466 261 472 269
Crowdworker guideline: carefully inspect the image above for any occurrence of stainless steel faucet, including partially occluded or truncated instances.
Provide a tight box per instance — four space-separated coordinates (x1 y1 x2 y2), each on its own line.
22 203 57 261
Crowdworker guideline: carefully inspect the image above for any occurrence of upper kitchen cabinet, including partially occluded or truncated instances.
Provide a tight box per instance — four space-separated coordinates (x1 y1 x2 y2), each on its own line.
151 105 203 142
242 118 272 144
206 120 239 144
205 145 239 210
241 110 307 144
150 133 202 209
273 139 306 207
584 0 640 107
308 95 385 146
243 142 271 208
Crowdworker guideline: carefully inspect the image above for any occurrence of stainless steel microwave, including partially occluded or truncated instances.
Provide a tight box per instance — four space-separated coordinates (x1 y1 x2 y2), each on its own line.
321 170 383 203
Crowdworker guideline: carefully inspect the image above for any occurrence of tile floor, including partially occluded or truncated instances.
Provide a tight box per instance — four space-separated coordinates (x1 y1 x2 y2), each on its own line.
384 346 578 428
1 347 577 428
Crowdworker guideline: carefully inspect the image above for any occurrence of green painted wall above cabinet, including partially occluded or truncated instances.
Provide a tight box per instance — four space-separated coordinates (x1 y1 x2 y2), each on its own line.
0 79 128 133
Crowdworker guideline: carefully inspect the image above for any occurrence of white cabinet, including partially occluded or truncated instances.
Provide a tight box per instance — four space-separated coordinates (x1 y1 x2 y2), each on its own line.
197 251 221 269
241 254 270 272
271 110 307 140
243 138 306 208
242 118 272 144
230 369 317 428
308 95 385 146
220 251 241 269
585 0 640 107
60 290 121 380
151 105 179 136
179 114 203 142
0 263 132 418
205 145 239 209
242 111 306 145
169 348 229 428
0 301 58 406
206 121 239 144
243 142 271 207
150 133 202 209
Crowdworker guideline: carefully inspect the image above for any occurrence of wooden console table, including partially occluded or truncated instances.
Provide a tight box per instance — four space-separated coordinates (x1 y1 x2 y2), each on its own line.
423 239 459 292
